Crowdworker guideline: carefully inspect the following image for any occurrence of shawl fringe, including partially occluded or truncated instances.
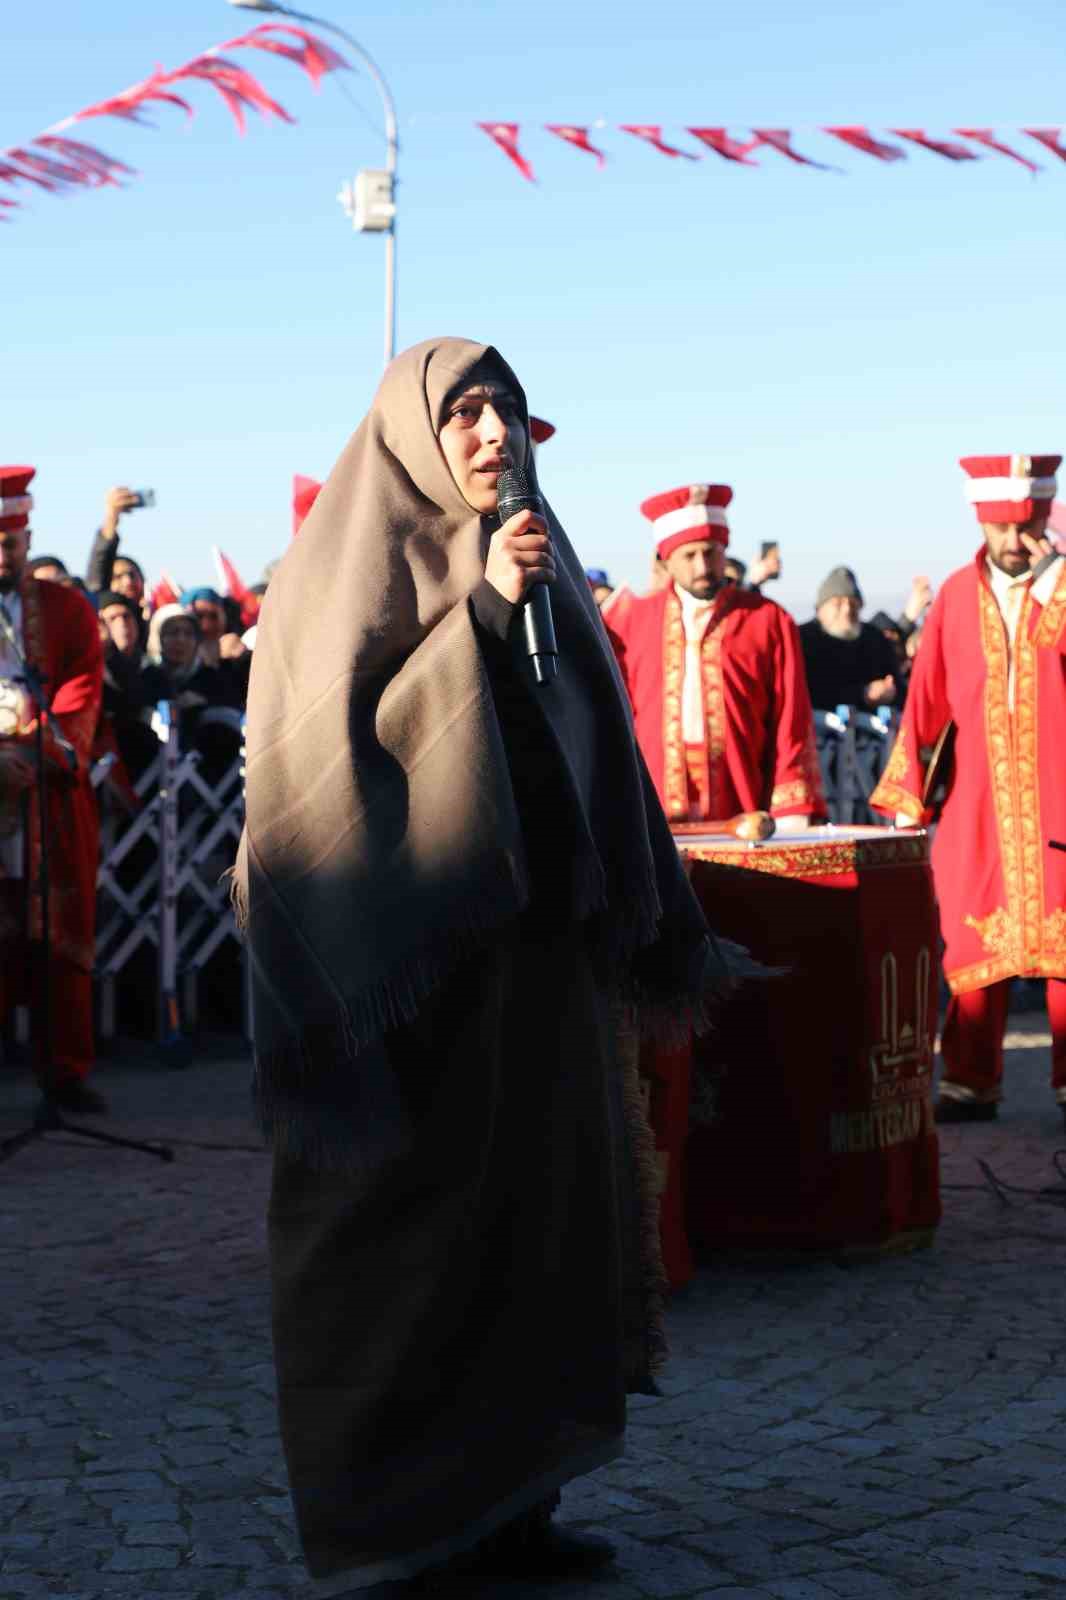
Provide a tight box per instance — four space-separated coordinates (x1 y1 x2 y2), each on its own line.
618 1027 669 1385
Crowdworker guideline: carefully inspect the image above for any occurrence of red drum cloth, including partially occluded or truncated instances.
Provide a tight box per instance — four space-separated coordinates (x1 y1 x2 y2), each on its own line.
675 826 941 1253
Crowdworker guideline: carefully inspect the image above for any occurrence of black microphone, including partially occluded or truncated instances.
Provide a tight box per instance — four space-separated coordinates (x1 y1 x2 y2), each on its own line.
496 463 558 685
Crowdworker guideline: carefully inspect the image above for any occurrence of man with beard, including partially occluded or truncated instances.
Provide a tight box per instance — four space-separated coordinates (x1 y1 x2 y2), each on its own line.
0 466 104 1113
798 567 901 714
872 454 1066 1124
604 483 822 826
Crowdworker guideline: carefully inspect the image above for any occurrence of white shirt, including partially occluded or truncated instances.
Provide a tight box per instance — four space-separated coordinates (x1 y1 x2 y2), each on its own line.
985 555 1061 711
675 583 715 744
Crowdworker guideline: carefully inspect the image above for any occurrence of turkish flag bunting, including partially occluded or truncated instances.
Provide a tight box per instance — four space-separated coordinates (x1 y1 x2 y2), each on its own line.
823 127 906 162
954 129 1040 171
293 475 323 539
748 129 837 169
217 24 349 88
686 128 759 165
1022 128 1066 162
619 125 698 160
74 72 196 126
477 122 536 182
36 136 135 185
545 125 607 166
167 56 294 134
891 130 979 161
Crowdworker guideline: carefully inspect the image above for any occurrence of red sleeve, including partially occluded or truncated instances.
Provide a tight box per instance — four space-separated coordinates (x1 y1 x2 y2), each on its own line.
768 609 824 819
44 591 103 775
869 591 950 823
600 585 635 700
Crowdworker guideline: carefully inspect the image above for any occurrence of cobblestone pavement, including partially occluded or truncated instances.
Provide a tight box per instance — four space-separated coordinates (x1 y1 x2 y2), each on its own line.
2 1012 1066 1600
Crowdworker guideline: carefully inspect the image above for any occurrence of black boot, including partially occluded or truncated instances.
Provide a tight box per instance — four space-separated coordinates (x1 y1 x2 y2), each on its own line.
471 1498 615 1578
934 1097 997 1124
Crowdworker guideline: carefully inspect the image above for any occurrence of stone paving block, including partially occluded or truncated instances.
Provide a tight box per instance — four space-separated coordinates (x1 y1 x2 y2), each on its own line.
102 1547 182 1572
123 1524 190 1546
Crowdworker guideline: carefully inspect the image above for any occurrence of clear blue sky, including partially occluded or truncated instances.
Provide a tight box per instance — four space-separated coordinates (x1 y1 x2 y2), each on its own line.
4 0 1064 617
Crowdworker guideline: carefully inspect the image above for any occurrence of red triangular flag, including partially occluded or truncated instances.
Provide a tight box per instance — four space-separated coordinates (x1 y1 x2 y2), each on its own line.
891 130 979 161
212 545 252 605
293 474 323 538
477 122 536 182
1022 128 1066 162
545 125 607 167
954 129 1040 172
686 127 759 165
149 574 181 612
619 125 698 161
823 126 906 162
748 129 838 170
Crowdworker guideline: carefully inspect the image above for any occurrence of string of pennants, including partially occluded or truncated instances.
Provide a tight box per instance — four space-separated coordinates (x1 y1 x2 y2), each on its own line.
0 24 349 220
477 122 1066 181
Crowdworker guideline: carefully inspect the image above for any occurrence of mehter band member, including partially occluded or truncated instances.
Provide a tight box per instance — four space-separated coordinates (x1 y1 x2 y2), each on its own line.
872 453 1066 1123
0 466 104 1113
604 483 823 827
235 339 732 1590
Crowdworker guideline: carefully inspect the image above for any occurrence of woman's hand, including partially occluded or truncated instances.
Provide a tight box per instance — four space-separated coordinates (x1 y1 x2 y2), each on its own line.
484 510 556 606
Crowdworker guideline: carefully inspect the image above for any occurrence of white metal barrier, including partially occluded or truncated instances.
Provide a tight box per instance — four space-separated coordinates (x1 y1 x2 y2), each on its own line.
93 704 248 1043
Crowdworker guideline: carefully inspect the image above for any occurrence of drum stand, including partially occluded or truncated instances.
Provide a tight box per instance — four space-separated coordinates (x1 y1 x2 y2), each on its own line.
0 652 172 1166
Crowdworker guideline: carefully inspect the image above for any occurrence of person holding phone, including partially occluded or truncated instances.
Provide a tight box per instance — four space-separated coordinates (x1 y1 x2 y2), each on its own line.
872 453 1066 1124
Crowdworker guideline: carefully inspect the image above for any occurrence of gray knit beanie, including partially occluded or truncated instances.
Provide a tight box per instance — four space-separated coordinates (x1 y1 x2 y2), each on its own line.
816 566 864 609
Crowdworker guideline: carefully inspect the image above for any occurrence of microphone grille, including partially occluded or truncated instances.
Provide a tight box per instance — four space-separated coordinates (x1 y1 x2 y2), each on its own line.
496 462 540 521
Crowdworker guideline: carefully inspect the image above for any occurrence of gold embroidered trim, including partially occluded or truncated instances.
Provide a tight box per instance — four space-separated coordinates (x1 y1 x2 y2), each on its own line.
699 621 727 818
661 592 688 821
769 776 819 811
680 833 928 879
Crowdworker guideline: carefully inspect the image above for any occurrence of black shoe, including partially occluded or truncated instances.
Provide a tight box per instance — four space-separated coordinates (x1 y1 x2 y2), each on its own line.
473 1521 616 1578
48 1080 109 1116
934 1097 997 1125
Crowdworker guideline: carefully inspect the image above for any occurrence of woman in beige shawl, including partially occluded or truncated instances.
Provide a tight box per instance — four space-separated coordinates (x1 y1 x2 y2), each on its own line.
238 338 727 1591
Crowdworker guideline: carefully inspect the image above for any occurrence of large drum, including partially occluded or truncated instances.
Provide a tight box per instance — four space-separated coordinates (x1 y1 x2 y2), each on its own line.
674 824 941 1254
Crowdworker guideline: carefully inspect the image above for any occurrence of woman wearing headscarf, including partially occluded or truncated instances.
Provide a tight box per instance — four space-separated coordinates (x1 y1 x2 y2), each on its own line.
236 338 732 1591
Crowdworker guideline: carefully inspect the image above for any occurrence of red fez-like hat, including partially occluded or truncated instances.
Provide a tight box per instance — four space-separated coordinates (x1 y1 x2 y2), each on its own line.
0 466 35 534
530 416 555 445
959 454 1061 524
292 473 323 539
641 483 732 558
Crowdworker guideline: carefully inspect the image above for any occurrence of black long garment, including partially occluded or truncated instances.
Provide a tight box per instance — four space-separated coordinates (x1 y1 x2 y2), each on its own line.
267 583 656 1589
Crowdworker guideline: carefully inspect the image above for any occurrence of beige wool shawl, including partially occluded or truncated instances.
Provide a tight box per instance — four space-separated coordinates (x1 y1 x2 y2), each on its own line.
236 338 718 1160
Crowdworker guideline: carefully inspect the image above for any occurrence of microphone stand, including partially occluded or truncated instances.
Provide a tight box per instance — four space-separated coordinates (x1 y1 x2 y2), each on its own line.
0 615 171 1165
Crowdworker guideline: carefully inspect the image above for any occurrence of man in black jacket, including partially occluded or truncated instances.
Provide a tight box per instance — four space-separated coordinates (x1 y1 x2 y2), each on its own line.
799 566 900 713
799 567 901 823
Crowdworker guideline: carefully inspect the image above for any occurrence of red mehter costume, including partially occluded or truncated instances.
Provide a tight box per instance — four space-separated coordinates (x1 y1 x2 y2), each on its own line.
604 482 822 1289
871 453 1066 1106
604 484 823 824
0 467 103 1087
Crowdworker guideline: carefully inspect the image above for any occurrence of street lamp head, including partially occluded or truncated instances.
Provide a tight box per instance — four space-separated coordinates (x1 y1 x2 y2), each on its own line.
227 0 282 11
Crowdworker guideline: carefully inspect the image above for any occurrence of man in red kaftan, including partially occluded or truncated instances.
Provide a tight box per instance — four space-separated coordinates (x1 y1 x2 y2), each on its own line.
871 453 1066 1124
604 482 823 827
0 466 104 1114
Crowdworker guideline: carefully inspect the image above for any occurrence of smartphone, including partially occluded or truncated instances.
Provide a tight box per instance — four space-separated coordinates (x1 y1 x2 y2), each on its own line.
130 489 156 509
760 541 779 559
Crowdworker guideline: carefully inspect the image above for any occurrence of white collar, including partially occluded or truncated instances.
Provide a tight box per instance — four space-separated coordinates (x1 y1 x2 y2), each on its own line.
986 555 1062 609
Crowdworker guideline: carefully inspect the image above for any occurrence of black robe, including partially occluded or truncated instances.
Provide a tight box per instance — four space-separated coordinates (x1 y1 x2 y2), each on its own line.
267 584 662 1587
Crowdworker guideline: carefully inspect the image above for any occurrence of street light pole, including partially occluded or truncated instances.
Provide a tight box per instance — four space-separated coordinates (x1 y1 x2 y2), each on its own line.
228 0 397 365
